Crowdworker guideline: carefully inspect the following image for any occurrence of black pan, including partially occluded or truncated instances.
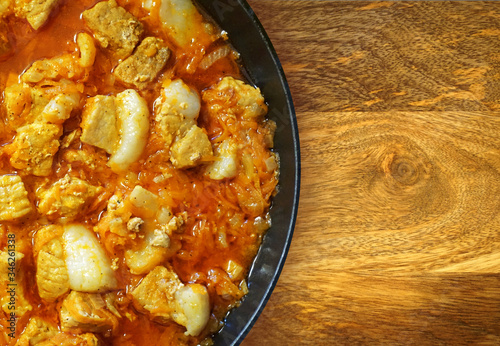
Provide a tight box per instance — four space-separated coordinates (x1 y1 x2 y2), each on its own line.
195 0 301 344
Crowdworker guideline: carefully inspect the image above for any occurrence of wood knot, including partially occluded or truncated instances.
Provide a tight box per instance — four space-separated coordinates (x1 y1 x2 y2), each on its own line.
381 150 427 187
390 158 419 186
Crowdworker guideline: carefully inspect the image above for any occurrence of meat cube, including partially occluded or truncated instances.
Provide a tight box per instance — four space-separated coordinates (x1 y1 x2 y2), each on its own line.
62 149 102 171
34 226 70 302
80 95 119 154
114 37 170 90
131 265 183 322
15 317 58 346
3 83 31 129
81 90 150 173
0 251 33 317
3 83 50 130
22 54 88 83
8 123 62 176
35 233 70 301
33 224 63 256
36 174 102 220
0 250 23 282
154 79 200 147
60 291 119 337
202 76 267 120
14 0 60 30
0 175 32 221
157 113 192 149
82 0 144 59
4 81 80 130
131 265 210 336
170 125 213 169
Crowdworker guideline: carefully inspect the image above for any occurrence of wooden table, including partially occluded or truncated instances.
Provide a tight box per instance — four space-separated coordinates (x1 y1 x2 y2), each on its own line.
242 1 500 344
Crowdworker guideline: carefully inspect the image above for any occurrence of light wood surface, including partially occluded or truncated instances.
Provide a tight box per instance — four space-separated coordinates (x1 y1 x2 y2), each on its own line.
242 1 500 344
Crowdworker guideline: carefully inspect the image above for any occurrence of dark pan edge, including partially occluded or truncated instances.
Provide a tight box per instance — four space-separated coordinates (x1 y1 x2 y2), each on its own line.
229 1 301 345
195 0 301 345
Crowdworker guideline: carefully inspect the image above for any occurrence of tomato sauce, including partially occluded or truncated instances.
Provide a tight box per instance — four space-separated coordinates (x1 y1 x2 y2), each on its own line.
0 0 278 345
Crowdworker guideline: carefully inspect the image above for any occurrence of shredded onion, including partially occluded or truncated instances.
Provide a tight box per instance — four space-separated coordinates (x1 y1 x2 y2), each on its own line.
199 45 231 70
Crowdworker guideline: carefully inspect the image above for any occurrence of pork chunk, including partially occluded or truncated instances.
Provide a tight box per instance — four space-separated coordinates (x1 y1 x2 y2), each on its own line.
114 37 170 90
3 83 48 130
170 125 213 169
15 317 58 346
36 174 102 220
80 90 150 173
131 266 210 336
60 291 119 337
202 76 267 120
0 175 32 221
22 54 88 83
80 95 119 154
4 81 80 130
14 0 60 30
8 123 62 176
0 250 23 282
36 238 70 302
0 251 32 317
131 266 183 322
34 225 69 302
82 0 143 59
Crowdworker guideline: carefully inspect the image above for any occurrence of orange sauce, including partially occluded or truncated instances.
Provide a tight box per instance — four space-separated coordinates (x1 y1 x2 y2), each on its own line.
0 0 278 345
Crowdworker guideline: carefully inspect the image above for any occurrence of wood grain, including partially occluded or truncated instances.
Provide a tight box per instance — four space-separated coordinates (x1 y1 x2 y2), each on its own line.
242 1 500 345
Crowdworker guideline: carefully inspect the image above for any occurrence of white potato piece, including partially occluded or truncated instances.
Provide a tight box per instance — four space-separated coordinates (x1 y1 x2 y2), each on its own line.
62 224 117 292
206 138 238 180
129 185 159 215
173 284 210 336
157 0 202 47
108 89 150 173
160 79 201 120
